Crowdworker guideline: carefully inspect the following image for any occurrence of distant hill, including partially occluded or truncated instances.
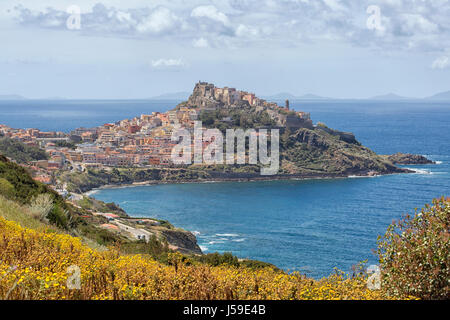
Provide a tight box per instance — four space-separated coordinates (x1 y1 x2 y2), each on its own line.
150 92 191 100
369 93 411 100
369 91 450 101
262 93 331 100
425 90 450 101
0 94 26 100
261 92 299 100
296 94 331 100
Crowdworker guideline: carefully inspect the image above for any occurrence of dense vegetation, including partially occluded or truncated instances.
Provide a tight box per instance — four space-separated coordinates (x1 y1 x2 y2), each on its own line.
377 197 449 300
6 196 445 301
0 155 73 229
0 215 407 300
0 137 48 164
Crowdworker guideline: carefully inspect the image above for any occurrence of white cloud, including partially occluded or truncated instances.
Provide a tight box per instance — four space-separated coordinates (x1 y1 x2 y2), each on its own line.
323 0 347 12
13 4 185 37
192 37 209 48
191 5 229 25
399 14 438 35
431 56 450 69
136 7 181 34
235 24 260 38
116 11 132 22
151 58 186 69
9 0 450 53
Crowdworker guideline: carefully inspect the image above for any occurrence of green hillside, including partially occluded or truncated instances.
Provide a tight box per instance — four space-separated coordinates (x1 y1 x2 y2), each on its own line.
0 136 48 163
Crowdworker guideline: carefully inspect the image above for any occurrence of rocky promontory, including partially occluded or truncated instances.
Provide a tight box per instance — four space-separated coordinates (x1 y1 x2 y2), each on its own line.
383 153 436 165
160 228 202 255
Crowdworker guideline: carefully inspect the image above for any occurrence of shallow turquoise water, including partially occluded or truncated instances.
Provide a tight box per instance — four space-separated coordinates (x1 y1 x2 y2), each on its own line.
2 99 449 278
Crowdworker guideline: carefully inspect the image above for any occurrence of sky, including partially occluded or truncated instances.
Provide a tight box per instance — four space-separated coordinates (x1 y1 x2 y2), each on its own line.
1 0 450 99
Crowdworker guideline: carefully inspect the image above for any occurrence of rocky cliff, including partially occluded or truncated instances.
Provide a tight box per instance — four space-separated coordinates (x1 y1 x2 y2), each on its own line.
160 228 202 255
280 127 409 176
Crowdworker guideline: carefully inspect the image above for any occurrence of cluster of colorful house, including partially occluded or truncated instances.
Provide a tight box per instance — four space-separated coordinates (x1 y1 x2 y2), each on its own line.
0 83 313 186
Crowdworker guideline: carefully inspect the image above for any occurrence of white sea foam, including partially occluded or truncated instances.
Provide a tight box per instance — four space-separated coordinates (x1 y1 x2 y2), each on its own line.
406 168 432 175
199 246 208 252
348 175 380 179
232 238 246 242
436 161 443 164
215 233 239 237
84 189 99 196
208 240 225 245
192 231 201 236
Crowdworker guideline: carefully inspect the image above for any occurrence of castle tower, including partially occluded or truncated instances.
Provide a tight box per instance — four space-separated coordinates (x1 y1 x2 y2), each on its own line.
285 99 290 110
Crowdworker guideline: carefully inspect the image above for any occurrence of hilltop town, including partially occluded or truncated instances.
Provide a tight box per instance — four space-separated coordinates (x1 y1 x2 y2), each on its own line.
0 82 313 185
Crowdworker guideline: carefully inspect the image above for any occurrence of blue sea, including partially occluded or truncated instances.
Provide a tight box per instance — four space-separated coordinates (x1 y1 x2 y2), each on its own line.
1 99 449 278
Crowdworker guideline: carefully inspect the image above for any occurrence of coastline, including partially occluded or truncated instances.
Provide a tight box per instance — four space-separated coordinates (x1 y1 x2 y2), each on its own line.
82 170 410 197
76 154 441 197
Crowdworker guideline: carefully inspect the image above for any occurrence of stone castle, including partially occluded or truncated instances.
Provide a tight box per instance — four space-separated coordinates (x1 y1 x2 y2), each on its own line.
181 81 313 131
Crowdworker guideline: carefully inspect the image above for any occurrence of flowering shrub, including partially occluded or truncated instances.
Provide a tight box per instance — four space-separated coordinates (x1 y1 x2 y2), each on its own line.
0 216 406 300
377 197 449 300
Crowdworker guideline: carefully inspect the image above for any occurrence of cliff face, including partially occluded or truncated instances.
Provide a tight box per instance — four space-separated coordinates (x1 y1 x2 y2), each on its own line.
281 127 408 176
160 228 202 255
